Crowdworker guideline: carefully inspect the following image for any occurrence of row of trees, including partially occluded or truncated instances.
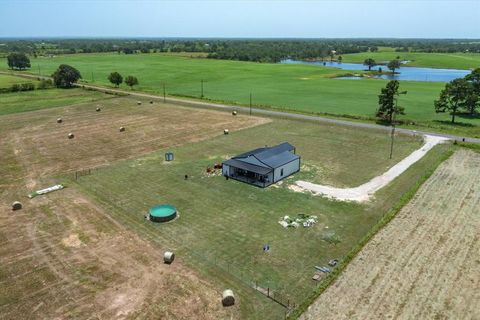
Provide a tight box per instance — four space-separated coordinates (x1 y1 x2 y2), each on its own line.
108 72 138 88
363 58 401 73
377 68 480 125
2 39 479 58
49 65 140 90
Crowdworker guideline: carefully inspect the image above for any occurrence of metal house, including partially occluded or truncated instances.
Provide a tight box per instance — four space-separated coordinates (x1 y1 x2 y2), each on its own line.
222 142 300 187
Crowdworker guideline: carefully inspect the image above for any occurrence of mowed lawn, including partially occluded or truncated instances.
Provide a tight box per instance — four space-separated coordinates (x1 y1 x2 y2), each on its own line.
0 74 35 88
0 88 109 116
71 117 452 316
341 51 480 70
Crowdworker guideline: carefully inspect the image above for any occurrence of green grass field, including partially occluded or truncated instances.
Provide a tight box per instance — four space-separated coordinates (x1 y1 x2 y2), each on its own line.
2 52 480 137
0 88 108 116
0 74 35 88
341 51 480 70
69 116 452 318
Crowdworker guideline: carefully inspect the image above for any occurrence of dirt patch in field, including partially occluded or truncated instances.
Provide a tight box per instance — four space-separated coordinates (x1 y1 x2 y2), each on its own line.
300 149 480 320
0 96 253 319
0 187 234 320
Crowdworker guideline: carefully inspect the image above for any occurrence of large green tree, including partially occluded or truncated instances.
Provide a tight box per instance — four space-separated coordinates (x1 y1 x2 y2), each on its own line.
108 72 123 87
465 68 480 93
387 59 401 74
51 64 81 88
7 52 31 70
377 80 406 123
434 78 472 123
124 75 139 89
363 58 376 71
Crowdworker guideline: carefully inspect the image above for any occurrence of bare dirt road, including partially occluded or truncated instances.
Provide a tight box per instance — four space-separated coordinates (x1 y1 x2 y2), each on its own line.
300 149 480 320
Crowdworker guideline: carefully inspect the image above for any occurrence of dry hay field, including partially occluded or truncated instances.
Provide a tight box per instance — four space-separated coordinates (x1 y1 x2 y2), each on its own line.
0 96 267 181
301 149 480 320
0 94 266 319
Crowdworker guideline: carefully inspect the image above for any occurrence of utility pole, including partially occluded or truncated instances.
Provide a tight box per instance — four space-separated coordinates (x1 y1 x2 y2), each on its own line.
163 83 166 103
201 79 204 98
249 93 252 116
389 90 407 159
389 110 396 159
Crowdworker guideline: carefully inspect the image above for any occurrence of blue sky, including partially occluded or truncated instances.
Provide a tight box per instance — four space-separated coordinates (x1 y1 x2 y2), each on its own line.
0 0 479 38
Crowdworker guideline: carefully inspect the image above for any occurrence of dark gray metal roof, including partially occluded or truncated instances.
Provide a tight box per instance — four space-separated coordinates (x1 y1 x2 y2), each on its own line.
233 142 294 160
223 159 272 175
224 142 299 172
260 150 299 168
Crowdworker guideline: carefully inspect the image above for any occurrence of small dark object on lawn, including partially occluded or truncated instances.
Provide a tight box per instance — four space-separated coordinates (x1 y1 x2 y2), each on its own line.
224 129 229 135
462 138 465 142
184 174 188 180
207 167 212 173
96 107 101 112
56 118 62 123
328 259 339 267
119 126 126 132
150 100 153 104
137 101 142 105
232 110 237 116
68 133 74 139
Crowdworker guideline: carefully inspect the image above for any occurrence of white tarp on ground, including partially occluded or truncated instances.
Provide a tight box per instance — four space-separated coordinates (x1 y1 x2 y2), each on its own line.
29 184 64 198
292 135 449 202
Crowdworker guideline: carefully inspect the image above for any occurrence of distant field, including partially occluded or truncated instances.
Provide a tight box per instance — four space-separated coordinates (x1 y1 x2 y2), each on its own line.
1 53 479 137
0 88 107 116
0 74 35 88
341 51 480 70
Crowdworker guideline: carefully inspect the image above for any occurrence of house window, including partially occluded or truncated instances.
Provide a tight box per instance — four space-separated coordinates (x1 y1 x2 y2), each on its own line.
281 168 284 176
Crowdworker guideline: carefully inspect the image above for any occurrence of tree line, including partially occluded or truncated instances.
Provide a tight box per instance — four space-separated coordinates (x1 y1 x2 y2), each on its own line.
1 38 479 62
377 68 480 124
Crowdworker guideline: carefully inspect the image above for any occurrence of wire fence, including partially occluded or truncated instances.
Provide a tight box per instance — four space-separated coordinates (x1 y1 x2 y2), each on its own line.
72 166 320 317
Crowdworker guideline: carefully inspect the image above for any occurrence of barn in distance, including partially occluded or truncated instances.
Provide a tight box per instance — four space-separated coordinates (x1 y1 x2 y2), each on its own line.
222 142 300 187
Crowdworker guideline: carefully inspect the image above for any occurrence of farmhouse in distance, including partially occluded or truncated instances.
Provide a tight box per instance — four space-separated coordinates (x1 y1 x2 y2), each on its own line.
222 142 300 187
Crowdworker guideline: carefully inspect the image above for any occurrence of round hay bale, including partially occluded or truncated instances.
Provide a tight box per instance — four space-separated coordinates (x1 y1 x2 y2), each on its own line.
222 289 235 306
56 118 63 123
12 201 22 211
164 251 175 264
232 110 237 116
119 126 126 132
224 129 229 135
137 101 142 105
96 107 101 112
68 133 75 139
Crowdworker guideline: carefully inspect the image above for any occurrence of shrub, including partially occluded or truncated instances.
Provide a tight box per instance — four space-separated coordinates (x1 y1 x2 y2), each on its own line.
37 79 53 89
21 83 35 91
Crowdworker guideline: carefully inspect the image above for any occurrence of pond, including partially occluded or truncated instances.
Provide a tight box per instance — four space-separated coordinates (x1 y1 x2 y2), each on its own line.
281 59 471 82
